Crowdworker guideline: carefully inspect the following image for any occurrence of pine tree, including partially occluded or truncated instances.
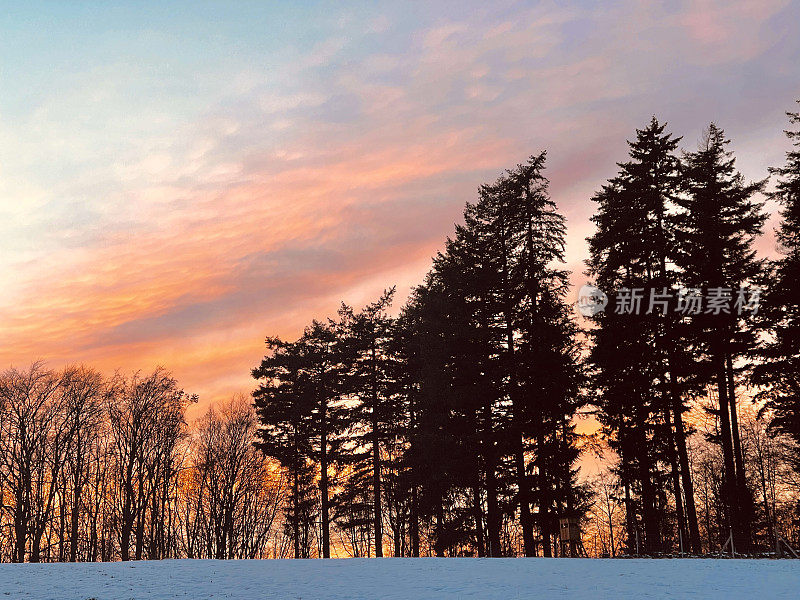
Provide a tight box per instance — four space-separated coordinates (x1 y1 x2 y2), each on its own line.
587 118 693 554
336 289 397 558
252 337 318 558
404 153 585 557
471 171 540 556
502 153 585 556
755 103 800 449
676 123 767 551
388 293 471 556
403 258 501 556
300 320 347 558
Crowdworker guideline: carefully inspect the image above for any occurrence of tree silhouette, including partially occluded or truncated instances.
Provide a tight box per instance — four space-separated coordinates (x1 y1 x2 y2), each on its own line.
676 123 767 552
755 103 800 451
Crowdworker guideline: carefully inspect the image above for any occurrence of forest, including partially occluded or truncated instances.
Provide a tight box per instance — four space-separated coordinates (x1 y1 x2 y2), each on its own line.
1 106 798 561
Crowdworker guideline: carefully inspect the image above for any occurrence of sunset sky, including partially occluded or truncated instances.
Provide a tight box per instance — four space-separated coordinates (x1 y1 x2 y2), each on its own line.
1 1 799 416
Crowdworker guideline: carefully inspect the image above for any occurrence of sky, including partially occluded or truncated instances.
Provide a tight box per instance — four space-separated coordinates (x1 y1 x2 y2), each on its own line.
1 0 799 416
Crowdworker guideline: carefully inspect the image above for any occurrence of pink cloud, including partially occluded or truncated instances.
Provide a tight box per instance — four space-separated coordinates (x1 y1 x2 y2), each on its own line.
678 0 790 63
2 0 797 415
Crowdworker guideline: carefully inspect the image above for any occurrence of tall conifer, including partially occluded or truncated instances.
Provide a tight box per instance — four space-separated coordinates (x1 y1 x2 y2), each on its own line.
587 118 697 554
755 104 800 449
676 123 767 551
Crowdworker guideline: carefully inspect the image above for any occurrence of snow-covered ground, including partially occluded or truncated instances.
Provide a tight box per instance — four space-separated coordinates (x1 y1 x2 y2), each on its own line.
0 558 797 599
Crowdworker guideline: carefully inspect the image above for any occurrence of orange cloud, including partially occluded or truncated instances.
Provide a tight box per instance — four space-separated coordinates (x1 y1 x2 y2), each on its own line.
1 0 796 418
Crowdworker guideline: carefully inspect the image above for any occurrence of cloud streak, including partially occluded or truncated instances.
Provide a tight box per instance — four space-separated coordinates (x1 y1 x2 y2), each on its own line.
0 1 798 411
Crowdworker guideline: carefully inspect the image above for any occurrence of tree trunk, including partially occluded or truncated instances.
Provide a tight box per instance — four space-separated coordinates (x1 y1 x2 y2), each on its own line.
293 463 300 560
667 367 702 553
14 497 27 562
726 354 751 552
409 393 420 558
482 395 502 557
370 335 383 558
319 374 330 559
434 506 445 557
69 473 81 562
484 451 502 557
637 423 661 554
497 198 534 557
664 406 688 552
538 431 552 558
121 483 133 562
472 479 486 557
504 304 534 556
623 478 636 555
410 482 420 557
469 407 486 557
715 352 739 544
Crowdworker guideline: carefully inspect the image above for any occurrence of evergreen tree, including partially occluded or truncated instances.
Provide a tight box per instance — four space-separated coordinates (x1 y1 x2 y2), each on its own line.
300 320 347 558
404 153 585 557
755 103 800 449
470 168 539 555
675 123 767 551
252 337 318 558
508 155 585 557
587 118 699 554
388 292 473 556
403 261 501 556
336 290 398 557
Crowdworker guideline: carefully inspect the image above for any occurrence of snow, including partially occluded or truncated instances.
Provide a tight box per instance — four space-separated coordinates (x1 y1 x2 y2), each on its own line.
0 558 797 599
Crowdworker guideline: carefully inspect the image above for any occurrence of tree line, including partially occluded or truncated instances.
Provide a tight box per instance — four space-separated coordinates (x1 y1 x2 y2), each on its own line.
0 364 287 562
254 105 800 558
0 105 798 562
